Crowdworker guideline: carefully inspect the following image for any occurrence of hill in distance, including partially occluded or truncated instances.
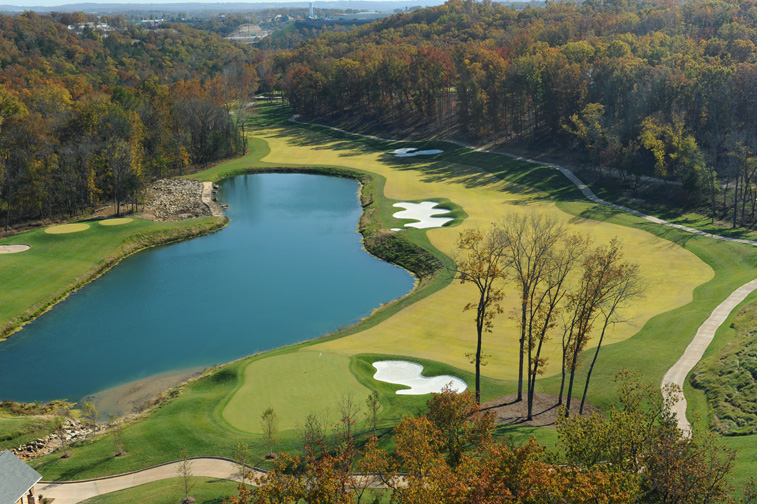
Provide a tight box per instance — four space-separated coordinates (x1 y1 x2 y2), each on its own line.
0 0 447 13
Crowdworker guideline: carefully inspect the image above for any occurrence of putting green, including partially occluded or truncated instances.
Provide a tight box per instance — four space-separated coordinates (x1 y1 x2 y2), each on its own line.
99 218 133 226
223 350 372 433
257 127 713 381
45 223 90 234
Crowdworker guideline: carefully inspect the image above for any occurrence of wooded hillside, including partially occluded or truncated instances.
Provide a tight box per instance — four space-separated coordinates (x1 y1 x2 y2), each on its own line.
274 0 757 227
0 12 260 231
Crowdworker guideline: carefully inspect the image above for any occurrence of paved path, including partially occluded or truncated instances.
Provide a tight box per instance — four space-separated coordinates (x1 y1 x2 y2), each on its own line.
662 278 757 434
291 117 757 247
293 117 757 432
37 457 263 504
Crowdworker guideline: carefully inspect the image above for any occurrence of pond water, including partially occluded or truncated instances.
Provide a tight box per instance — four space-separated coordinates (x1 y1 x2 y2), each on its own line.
0 174 414 402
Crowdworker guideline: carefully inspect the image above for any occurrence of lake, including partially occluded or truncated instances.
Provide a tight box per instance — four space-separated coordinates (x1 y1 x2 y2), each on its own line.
0 173 415 402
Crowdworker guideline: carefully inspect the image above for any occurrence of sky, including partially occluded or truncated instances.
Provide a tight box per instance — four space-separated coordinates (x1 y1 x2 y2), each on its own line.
3 0 404 8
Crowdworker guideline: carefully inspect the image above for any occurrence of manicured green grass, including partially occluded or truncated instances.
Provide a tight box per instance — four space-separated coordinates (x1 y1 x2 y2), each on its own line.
78 477 240 504
224 351 373 433
0 217 225 340
548 201 757 410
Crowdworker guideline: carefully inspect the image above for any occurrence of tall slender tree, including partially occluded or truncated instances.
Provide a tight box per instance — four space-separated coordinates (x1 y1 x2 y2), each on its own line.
500 213 565 403
454 225 509 404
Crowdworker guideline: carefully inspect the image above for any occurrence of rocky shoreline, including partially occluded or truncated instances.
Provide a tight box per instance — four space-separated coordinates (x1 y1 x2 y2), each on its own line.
10 418 107 461
142 179 224 221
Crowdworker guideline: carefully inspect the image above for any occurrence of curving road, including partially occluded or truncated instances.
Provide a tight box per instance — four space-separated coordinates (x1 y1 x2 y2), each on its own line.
36 457 263 504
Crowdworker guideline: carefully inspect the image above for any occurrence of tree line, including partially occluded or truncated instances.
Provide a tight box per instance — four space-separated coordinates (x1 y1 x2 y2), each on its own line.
227 374 745 503
271 0 757 228
0 12 261 232
455 214 643 421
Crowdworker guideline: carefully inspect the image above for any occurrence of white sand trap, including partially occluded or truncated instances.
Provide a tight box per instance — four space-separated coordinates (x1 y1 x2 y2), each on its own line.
393 201 453 229
392 147 444 157
99 218 133 226
372 360 467 395
45 223 90 234
0 244 30 254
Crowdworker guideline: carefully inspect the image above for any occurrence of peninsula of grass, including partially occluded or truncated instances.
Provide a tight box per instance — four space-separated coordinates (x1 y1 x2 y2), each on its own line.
0 216 226 341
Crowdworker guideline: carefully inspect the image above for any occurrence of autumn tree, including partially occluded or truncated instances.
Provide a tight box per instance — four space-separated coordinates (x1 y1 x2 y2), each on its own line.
364 391 381 437
564 102 607 171
499 213 567 407
81 401 98 429
560 239 638 413
233 441 252 485
559 370 735 502
109 412 125 456
426 386 494 467
260 407 280 459
178 446 195 504
454 225 509 404
579 256 644 414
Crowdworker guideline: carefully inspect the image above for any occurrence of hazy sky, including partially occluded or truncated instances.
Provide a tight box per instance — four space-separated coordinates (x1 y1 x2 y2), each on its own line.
6 0 317 8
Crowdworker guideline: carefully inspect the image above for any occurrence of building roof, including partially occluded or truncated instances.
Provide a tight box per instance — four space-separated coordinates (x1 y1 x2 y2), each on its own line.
0 450 42 504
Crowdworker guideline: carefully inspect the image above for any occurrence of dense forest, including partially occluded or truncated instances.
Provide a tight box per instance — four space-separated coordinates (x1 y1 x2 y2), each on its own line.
0 12 260 231
273 0 757 227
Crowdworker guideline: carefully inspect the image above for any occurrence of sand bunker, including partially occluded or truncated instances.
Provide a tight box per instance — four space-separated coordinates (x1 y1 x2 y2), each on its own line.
0 244 30 254
99 218 133 226
45 223 90 234
392 148 444 158
393 202 454 229
372 360 467 395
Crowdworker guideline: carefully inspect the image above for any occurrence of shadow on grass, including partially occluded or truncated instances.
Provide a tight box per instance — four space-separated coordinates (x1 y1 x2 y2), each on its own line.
266 116 585 200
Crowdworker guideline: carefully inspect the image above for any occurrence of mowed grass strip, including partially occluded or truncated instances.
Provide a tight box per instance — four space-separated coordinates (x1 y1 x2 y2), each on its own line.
78 477 239 504
223 351 372 433
0 217 224 340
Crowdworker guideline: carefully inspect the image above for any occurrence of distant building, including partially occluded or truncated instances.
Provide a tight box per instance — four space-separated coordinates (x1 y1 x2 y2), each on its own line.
140 19 164 29
309 2 314 17
0 450 43 504
67 21 111 31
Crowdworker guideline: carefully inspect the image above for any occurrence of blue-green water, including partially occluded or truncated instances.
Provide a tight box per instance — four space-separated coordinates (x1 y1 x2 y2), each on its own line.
0 174 414 402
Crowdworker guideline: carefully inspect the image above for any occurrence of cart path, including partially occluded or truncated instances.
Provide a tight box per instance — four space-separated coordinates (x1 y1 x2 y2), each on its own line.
662 278 757 434
37 457 262 504
290 117 757 247
291 117 757 432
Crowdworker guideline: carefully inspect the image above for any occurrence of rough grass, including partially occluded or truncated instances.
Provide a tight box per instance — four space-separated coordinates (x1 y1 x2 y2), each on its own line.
0 217 226 340
0 413 59 451
77 477 240 504
691 295 757 435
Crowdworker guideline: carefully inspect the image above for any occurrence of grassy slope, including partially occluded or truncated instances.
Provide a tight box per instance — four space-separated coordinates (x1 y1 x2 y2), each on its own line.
0 413 59 451
78 477 239 504
25 104 757 489
0 217 225 340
